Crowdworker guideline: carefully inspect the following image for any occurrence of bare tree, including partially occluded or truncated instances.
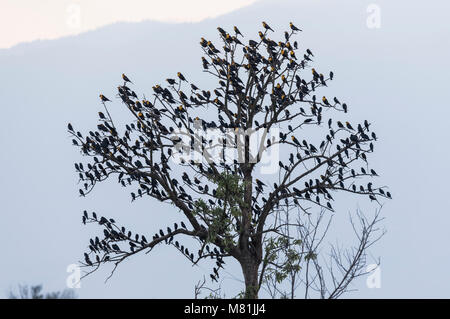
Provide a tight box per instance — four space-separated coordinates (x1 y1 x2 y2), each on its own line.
68 21 390 298
194 276 224 299
261 207 385 299
8 284 77 299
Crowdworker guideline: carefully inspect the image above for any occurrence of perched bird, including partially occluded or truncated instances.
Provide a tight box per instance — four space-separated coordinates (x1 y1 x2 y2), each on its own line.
166 78 176 85
291 136 301 146
122 73 133 84
371 132 377 140
342 103 348 113
255 179 266 188
290 51 297 59
177 72 187 82
234 26 243 37
345 122 354 130
262 21 274 32
217 27 226 36
289 22 302 32
99 94 110 102
249 40 258 47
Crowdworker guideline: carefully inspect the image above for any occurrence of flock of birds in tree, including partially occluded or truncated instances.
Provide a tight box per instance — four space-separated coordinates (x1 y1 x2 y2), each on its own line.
68 21 391 283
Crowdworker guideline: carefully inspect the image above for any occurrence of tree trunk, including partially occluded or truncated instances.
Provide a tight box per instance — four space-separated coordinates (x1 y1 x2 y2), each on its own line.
239 255 260 299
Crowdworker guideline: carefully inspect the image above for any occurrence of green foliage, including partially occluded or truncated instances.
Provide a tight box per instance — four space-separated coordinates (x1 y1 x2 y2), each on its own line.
263 235 305 286
192 172 246 249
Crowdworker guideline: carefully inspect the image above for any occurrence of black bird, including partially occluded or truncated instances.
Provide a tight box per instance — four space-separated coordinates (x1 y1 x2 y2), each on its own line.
84 253 92 266
166 78 176 85
249 40 258 47
255 179 266 188
371 132 377 140
342 103 347 113
181 221 187 229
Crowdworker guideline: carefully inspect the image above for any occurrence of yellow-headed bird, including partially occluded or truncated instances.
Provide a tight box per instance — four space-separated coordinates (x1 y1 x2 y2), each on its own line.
291 136 300 146
234 26 243 37
289 22 302 32
262 21 274 32
99 94 110 102
122 73 132 83
177 72 187 82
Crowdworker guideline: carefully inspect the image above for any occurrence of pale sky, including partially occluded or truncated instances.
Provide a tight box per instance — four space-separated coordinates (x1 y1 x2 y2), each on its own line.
1 0 450 299
0 0 259 49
